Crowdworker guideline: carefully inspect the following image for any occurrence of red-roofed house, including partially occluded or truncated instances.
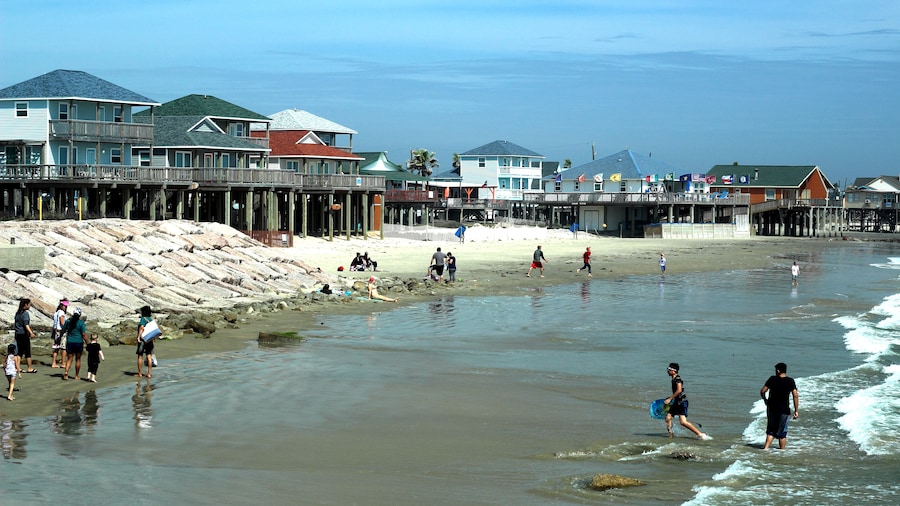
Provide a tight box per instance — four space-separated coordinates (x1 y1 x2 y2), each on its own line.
260 130 363 174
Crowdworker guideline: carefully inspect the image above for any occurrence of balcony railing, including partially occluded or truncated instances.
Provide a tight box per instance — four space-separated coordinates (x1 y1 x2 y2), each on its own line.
385 190 440 202
524 192 751 205
0 164 385 191
49 120 154 144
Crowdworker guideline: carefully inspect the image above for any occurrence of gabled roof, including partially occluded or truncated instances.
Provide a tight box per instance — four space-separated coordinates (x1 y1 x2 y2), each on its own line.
707 164 830 188
542 161 560 178
135 94 269 121
848 176 900 192
148 116 268 151
268 131 363 160
0 69 158 106
555 150 682 180
460 140 543 158
266 109 356 134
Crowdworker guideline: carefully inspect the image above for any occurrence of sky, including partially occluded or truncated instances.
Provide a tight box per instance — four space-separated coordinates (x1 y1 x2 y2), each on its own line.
2 0 899 185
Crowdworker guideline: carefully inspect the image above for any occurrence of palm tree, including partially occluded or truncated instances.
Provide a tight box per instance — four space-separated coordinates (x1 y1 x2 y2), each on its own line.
563 158 572 169
452 153 461 173
407 149 439 177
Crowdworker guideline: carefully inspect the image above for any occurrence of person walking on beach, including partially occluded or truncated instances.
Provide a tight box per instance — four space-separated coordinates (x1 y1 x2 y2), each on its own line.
528 245 547 278
791 261 800 286
13 298 38 374
577 246 592 277
63 308 86 381
659 253 667 275
664 363 710 440
136 305 156 378
760 362 799 450
51 299 69 368
446 252 457 283
85 334 104 383
5 343 20 401
367 276 398 302
431 247 447 282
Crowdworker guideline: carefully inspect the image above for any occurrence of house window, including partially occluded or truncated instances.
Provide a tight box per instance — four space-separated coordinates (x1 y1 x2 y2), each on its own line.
574 181 581 191
175 151 192 167
285 160 300 171
111 148 122 164
59 103 69 120
138 150 150 167
554 181 561 192
15 102 27 117
323 162 330 174
765 189 776 200
59 146 69 165
619 182 627 192
531 160 541 168
593 182 603 192
114 106 123 123
478 157 485 168
98 106 105 121
499 178 509 189
221 153 231 167
229 123 245 137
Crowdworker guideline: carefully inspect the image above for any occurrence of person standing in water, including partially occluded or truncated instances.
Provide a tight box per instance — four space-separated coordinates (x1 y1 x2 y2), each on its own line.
760 362 799 450
664 362 710 440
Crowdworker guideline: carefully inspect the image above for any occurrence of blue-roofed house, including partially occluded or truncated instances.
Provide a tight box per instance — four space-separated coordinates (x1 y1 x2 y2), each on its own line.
0 69 158 174
457 140 544 200
549 149 686 194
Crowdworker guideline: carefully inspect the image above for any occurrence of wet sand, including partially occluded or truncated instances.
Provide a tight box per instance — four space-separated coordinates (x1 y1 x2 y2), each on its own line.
1 232 840 419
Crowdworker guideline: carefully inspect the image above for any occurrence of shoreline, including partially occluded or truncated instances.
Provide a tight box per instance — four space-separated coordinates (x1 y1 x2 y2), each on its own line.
1 224 848 419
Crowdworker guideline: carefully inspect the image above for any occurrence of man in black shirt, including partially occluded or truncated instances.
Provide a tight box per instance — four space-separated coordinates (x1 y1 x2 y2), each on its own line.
760 362 800 449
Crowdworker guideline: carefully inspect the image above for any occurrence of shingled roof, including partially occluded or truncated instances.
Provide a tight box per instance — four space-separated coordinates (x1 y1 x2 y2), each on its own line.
149 116 267 151
268 131 363 160
0 69 158 105
706 164 830 188
460 140 543 158
267 109 356 134
556 149 684 180
135 94 269 121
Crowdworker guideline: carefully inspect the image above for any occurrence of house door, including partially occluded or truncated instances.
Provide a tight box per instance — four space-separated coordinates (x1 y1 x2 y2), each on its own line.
86 148 96 165
582 210 601 233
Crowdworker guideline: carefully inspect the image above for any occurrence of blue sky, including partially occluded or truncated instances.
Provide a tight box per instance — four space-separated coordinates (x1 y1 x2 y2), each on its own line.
2 0 898 185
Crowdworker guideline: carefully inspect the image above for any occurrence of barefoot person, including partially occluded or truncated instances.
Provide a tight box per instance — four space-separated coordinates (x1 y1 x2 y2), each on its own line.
13 298 38 374
367 276 398 302
62 308 87 381
5 343 20 401
760 362 799 450
136 305 156 378
527 245 547 278
51 299 69 368
576 246 592 277
664 363 710 440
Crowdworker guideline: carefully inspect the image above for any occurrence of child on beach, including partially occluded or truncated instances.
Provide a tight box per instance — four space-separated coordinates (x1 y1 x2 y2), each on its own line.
6 344 20 401
86 334 105 383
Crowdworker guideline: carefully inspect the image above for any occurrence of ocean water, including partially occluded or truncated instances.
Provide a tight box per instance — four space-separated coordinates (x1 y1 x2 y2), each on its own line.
3 243 899 505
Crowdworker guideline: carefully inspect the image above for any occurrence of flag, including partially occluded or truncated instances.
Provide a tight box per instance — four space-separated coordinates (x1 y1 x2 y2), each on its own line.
481 181 487 188
569 222 579 233
577 173 585 183
705 175 716 184
554 173 562 183
679 174 690 182
739 174 750 184
610 173 622 182
455 226 466 238
722 174 734 184
645 174 658 183
665 172 675 181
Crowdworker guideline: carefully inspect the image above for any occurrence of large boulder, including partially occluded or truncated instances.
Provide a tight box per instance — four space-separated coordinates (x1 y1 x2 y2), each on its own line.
589 474 645 491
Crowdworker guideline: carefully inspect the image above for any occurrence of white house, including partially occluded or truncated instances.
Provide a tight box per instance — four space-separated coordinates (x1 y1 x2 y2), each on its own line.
457 140 544 200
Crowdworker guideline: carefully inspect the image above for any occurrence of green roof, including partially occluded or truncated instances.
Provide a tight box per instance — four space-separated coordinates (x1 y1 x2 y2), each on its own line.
149 116 266 150
707 164 828 188
135 94 269 121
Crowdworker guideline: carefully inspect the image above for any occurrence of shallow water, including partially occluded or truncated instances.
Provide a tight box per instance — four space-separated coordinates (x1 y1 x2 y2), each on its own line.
3 243 899 505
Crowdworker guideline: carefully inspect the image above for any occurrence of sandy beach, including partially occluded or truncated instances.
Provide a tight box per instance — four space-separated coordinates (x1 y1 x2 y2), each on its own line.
1 222 838 419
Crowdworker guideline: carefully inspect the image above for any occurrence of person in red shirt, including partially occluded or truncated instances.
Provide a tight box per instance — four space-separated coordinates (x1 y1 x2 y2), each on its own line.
577 247 592 277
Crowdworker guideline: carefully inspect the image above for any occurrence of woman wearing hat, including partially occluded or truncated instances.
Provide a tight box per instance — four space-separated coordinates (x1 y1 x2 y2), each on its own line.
63 307 87 381
51 299 70 368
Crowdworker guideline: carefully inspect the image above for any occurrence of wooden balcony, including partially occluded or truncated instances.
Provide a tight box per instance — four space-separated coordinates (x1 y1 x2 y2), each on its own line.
524 192 751 206
0 164 385 192
49 120 154 144
385 189 440 203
